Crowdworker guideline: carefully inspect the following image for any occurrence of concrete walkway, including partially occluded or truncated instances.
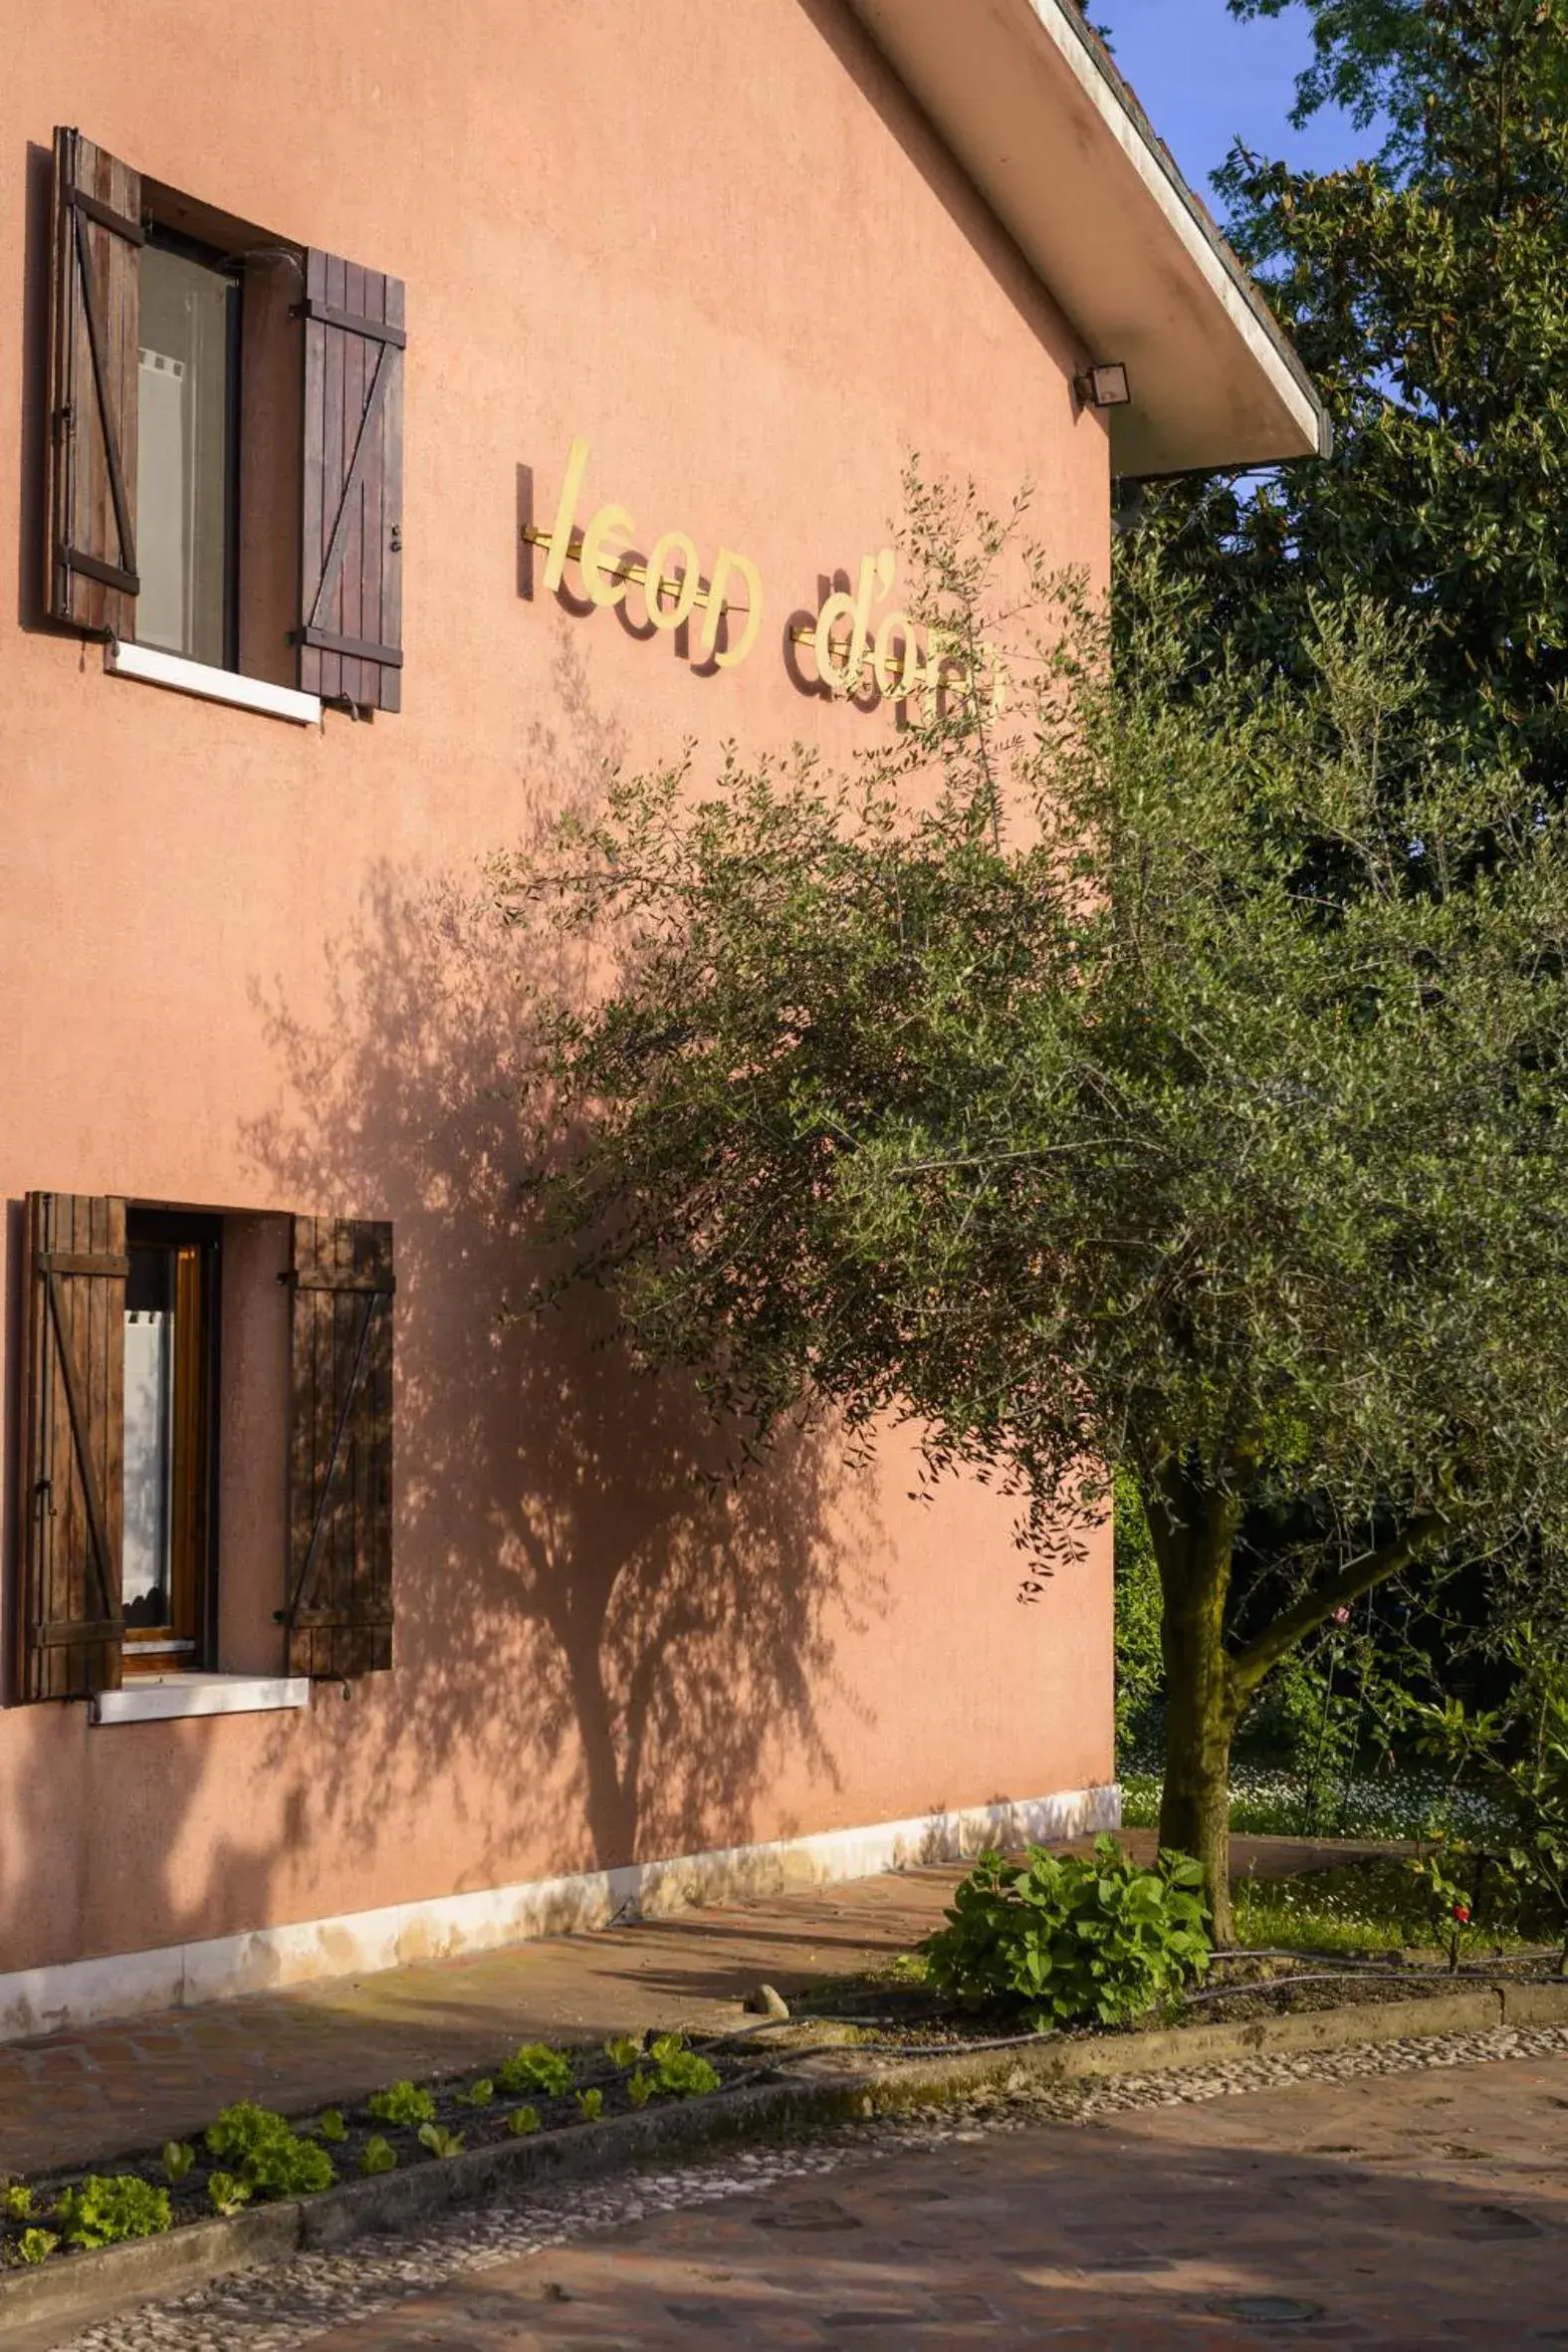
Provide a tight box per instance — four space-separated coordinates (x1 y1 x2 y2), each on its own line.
0 1834 1396 2182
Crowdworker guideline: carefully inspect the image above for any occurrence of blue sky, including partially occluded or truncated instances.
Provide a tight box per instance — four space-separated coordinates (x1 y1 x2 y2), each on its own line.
1091 1 1374 200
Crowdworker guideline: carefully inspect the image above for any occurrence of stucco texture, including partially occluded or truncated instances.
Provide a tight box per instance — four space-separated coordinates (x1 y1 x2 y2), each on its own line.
0 0 1112 1977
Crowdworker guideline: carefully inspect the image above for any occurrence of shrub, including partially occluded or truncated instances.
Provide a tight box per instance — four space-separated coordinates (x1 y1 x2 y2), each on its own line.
16 2229 59 2264
207 2173 250 2217
922 1835 1211 2029
205 2102 336 2200
366 2080 436 2130
496 2043 572 2098
507 2104 541 2136
53 2175 172 2248
358 2137 397 2176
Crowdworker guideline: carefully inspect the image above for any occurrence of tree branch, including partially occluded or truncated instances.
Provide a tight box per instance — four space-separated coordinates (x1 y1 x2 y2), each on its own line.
1228 1512 1450 1703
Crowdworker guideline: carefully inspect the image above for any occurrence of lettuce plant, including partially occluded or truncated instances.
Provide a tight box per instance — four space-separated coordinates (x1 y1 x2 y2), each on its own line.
53 2176 172 2248
367 2081 435 2129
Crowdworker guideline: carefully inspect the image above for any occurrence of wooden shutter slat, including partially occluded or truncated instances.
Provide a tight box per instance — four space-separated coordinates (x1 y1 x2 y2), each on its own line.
296 247 403 712
17 1193 126 1702
46 129 141 637
285 1217 394 1678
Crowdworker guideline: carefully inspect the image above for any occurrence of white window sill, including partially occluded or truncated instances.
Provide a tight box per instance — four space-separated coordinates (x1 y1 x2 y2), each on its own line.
91 1674 312 1726
106 639 323 727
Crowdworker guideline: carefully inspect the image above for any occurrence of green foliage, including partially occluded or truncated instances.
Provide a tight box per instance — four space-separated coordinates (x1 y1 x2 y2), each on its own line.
625 2070 656 2109
204 2102 335 2200
2 2183 33 2222
53 2175 172 2249
923 1836 1211 2029
1409 1618 1568 1961
646 2039 721 2098
366 2081 436 2130
15 2229 58 2264
574 2088 604 2122
602 2035 642 2070
506 2104 541 2136
358 2137 397 2177
455 2077 494 2108
514 484 1568 1923
416 2123 464 2159
160 2141 195 2185
206 2173 250 2218
496 2043 573 2098
1114 1471 1164 1758
315 2109 348 2144
1131 1 1568 800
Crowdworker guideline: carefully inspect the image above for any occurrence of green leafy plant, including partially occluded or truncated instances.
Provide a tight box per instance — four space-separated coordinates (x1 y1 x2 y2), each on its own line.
366 2080 436 2130
2 2183 34 2222
358 2137 397 2177
204 2101 335 2200
455 2077 494 2108
1408 1839 1481 1973
647 2038 721 2098
15 2229 59 2264
625 2070 656 2110
506 2104 541 2137
207 2173 251 2218
602 2035 642 2070
53 2175 172 2249
416 2123 464 2159
496 2043 572 2098
315 2109 348 2145
923 1836 1211 2029
161 2141 195 2185
574 2088 603 2122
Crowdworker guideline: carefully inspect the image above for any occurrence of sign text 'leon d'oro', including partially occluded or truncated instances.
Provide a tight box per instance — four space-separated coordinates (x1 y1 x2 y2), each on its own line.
525 440 1007 714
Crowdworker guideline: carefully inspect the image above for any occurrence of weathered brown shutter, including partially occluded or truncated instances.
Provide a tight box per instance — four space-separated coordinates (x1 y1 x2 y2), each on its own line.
17 1194 127 1702
284 1218 394 1677
297 251 404 711
46 128 141 638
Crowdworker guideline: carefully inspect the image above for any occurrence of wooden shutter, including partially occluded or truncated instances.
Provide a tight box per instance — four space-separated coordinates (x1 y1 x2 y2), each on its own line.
46 128 141 638
297 251 404 711
284 1218 394 1677
17 1194 126 1702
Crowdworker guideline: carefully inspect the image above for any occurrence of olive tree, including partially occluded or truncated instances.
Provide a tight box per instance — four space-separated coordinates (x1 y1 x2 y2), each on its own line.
505 523 1568 1939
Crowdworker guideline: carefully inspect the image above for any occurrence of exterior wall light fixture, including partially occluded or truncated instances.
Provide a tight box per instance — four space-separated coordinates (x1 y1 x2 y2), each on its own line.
1074 361 1132 411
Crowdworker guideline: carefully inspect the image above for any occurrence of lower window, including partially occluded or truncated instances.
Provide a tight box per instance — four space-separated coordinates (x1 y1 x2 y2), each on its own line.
122 1210 220 1672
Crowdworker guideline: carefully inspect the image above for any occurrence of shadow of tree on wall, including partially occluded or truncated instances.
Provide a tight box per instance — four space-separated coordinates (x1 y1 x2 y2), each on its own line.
236 642 883 1910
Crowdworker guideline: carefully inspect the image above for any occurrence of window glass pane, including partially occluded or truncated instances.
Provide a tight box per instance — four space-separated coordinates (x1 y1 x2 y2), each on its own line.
124 1248 175 1628
136 243 236 668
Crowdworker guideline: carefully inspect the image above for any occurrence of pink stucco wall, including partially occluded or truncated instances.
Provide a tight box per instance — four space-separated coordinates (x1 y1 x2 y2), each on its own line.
0 0 1113 1978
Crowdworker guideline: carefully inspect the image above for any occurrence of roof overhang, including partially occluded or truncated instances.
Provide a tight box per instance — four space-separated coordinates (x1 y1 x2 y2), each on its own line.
844 0 1331 477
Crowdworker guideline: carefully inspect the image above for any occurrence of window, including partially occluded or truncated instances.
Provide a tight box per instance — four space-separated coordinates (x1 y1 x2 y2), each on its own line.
15 1194 396 1705
122 1211 220 1672
44 126 405 711
135 236 240 670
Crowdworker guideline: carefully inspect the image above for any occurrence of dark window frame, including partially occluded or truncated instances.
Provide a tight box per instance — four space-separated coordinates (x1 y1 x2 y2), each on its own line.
123 1208 222 1672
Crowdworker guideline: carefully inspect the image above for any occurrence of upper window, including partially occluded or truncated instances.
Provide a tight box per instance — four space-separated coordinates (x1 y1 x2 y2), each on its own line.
44 126 405 712
135 236 240 670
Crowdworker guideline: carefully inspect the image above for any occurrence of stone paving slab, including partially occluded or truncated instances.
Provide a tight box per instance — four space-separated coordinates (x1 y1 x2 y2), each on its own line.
0 1833 1402 2182
232 2044 1568 2349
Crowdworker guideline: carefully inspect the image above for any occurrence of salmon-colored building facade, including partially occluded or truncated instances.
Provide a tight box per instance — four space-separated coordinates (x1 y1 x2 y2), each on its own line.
0 0 1323 2033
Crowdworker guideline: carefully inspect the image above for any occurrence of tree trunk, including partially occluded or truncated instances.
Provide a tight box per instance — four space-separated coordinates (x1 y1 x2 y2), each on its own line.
1146 1460 1242 1946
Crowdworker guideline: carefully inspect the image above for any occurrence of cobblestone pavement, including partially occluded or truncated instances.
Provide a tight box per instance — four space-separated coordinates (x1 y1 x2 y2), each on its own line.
43 2022 1568 2351
0 1836 1396 2182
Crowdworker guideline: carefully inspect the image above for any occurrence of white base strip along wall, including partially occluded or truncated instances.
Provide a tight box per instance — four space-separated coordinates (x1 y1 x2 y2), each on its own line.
0 1782 1119 2041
